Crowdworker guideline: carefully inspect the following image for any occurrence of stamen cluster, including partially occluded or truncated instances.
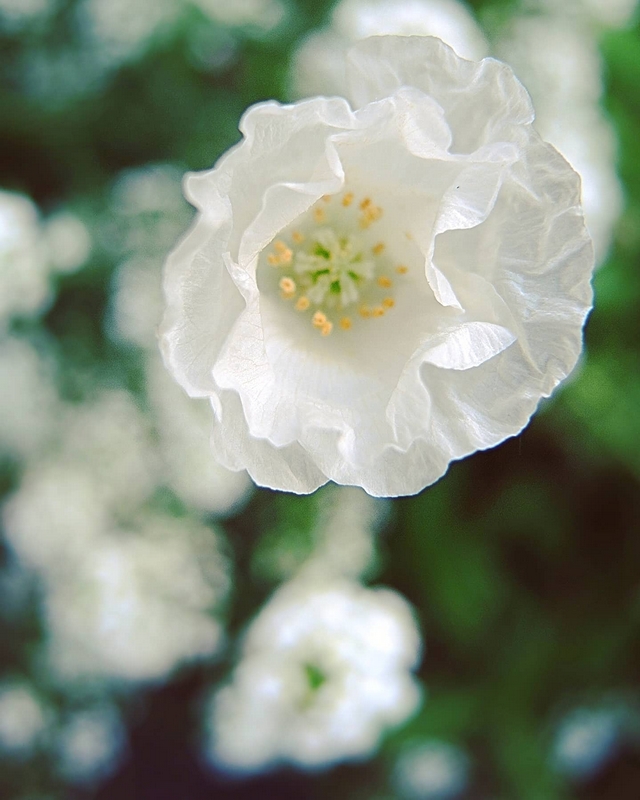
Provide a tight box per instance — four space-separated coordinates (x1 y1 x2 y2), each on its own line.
264 192 407 336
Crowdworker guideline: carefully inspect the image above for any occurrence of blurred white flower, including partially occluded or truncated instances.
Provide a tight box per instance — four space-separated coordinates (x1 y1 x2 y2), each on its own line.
77 0 178 67
58 391 159 512
394 740 469 799
54 704 126 783
0 191 52 328
0 337 60 460
43 512 231 683
3 461 110 576
42 212 92 274
291 0 488 98
0 0 54 30
0 681 50 756
552 706 621 780
161 36 594 497
299 485 388 581
146 353 253 516
194 0 286 31
207 578 422 771
0 191 91 327
108 256 164 349
526 0 638 29
495 15 623 263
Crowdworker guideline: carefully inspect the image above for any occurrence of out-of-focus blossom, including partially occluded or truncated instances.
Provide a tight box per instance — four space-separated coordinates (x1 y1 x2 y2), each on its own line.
393 740 469 799
495 15 623 263
146 354 253 516
43 212 92 275
0 191 92 328
0 191 52 328
108 256 164 350
54 704 126 783
43 511 231 683
3 461 113 576
207 578 422 771
77 0 178 68
107 164 192 259
0 0 55 31
58 391 158 512
78 0 287 74
551 706 621 780
291 0 488 98
105 164 253 514
194 0 287 32
299 485 387 581
525 0 638 29
0 681 50 757
161 35 594 497
0 337 60 461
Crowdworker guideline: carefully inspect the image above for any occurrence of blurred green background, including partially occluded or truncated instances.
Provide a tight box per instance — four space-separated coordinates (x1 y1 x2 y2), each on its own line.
1 0 639 798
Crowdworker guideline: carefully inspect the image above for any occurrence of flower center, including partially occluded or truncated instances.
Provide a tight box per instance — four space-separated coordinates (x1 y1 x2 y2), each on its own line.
263 191 409 337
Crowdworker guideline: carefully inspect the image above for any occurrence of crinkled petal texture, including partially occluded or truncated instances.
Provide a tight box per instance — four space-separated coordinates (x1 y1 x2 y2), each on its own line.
160 35 594 497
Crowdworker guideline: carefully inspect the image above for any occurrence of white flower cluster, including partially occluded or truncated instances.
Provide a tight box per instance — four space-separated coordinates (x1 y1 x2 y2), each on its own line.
161 35 594 497
291 0 488 99
2 386 233 684
0 190 90 330
207 577 422 771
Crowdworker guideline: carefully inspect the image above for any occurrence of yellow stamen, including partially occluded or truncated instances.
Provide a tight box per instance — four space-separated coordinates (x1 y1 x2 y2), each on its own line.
359 305 371 319
340 317 352 330
372 242 385 256
396 265 408 275
322 194 331 203
292 231 305 244
359 202 383 229
382 297 395 309
279 277 296 298
312 311 327 328
267 253 279 267
295 296 310 311
321 321 333 336
372 306 385 318
377 276 392 288
342 192 354 207
313 207 326 223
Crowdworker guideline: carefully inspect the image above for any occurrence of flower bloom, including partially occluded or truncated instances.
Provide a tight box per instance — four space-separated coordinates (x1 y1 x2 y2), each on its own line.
206 578 421 771
160 35 594 497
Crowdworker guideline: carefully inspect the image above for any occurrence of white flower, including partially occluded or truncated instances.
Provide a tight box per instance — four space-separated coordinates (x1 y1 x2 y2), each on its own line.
0 337 60 461
290 0 488 99
0 681 50 756
160 35 594 497
0 191 51 328
393 740 469 799
551 707 621 780
54 704 126 783
207 578 422 771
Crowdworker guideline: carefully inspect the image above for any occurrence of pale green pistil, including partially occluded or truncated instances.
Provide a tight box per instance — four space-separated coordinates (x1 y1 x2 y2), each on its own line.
294 228 374 310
